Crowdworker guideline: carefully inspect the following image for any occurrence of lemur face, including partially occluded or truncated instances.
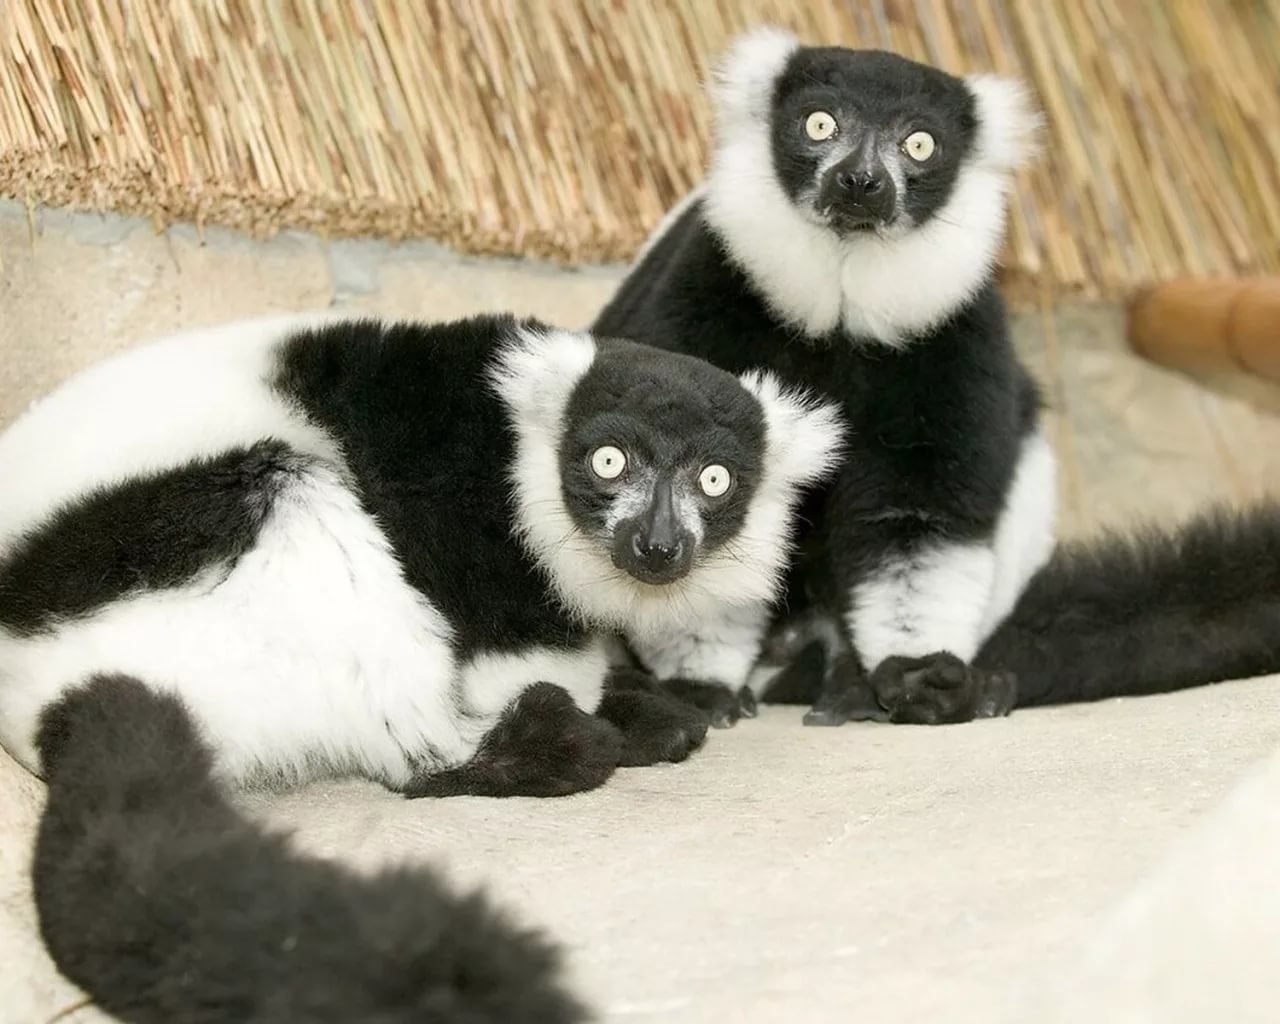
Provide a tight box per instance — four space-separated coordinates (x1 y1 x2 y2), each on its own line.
769 48 977 239
704 28 1038 340
494 327 842 635
560 341 765 586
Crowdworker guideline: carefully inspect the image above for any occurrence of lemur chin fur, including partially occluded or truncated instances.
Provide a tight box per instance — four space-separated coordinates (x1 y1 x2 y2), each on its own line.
596 27 1280 726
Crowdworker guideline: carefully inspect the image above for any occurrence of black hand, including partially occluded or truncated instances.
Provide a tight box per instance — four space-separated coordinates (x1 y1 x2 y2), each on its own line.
803 651 887 726
870 652 1018 725
402 683 623 797
597 668 709 766
662 679 758 729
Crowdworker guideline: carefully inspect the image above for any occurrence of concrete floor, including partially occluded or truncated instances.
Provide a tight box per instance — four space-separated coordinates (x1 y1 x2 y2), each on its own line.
2 203 1280 1022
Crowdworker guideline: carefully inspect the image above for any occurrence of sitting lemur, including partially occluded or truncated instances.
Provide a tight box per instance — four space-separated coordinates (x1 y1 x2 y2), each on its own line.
0 313 841 1022
595 28 1280 726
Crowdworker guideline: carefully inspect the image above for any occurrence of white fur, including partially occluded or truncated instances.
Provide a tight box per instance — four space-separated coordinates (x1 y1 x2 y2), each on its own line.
738 370 845 489
499 327 844 639
487 325 597 439
704 29 1040 345
0 312 340 547
459 637 610 718
965 75 1042 172
683 373 843 622
624 374 843 690
710 27 800 137
629 601 769 691
0 459 468 788
1 318 619 789
979 428 1058 640
848 431 1057 670
849 544 996 669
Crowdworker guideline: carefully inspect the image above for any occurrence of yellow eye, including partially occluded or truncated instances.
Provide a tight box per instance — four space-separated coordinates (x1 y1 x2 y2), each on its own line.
903 130 936 161
591 446 626 480
805 111 837 142
699 464 732 498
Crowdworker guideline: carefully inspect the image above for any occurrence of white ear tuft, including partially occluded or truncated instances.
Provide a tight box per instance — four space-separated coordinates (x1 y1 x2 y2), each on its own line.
489 325 596 430
965 75 1042 172
739 370 845 489
711 26 801 134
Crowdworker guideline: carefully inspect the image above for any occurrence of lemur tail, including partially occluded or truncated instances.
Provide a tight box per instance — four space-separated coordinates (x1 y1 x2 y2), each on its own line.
32 675 587 1024
976 502 1280 706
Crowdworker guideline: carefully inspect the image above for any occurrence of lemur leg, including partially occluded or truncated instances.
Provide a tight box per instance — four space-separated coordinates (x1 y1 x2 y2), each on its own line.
847 540 1018 725
979 429 1058 641
596 667 709 767
402 683 623 798
850 432 1058 725
749 610 885 725
627 602 769 728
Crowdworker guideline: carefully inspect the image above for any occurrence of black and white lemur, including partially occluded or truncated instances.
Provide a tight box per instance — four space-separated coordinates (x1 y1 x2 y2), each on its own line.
595 27 1280 726
0 312 841 1022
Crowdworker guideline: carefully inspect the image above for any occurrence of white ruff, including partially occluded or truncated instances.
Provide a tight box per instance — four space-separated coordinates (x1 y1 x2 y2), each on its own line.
495 326 844 641
629 601 769 690
704 28 1041 345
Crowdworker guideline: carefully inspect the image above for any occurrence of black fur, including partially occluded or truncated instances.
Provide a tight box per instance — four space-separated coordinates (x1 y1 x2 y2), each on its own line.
594 44 1045 725
560 338 767 555
594 201 1037 696
660 678 758 729
403 683 624 797
34 675 587 1024
0 441 295 637
764 504 1280 715
976 504 1280 705
597 667 710 765
273 315 589 660
8 314 789 1017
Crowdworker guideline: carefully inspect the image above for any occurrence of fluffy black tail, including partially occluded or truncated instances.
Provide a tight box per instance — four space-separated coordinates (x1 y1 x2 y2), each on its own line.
976 502 1280 706
33 675 588 1024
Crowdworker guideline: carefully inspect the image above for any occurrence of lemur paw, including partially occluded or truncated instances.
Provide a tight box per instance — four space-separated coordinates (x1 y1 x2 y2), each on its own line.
802 682 888 726
802 652 888 726
871 653 1018 725
597 671 709 766
403 683 623 798
662 679 757 729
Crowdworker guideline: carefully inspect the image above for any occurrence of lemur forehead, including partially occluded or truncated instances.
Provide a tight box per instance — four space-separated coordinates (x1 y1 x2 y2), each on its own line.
776 48 973 119
581 340 760 416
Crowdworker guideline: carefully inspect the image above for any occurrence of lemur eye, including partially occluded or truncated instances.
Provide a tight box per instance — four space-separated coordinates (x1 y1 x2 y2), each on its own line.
903 130 936 161
805 111 837 142
590 446 626 480
699 464 732 498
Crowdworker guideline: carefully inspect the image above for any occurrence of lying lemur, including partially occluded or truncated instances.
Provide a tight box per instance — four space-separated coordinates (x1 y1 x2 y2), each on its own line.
596 28 1280 726
0 313 841 1022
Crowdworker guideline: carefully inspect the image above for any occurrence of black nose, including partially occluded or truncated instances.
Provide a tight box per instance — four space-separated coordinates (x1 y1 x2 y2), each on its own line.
827 157 897 223
632 532 682 566
836 167 887 195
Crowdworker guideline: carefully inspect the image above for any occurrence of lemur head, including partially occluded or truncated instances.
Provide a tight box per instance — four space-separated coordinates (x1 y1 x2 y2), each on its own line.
493 326 842 637
704 28 1040 343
